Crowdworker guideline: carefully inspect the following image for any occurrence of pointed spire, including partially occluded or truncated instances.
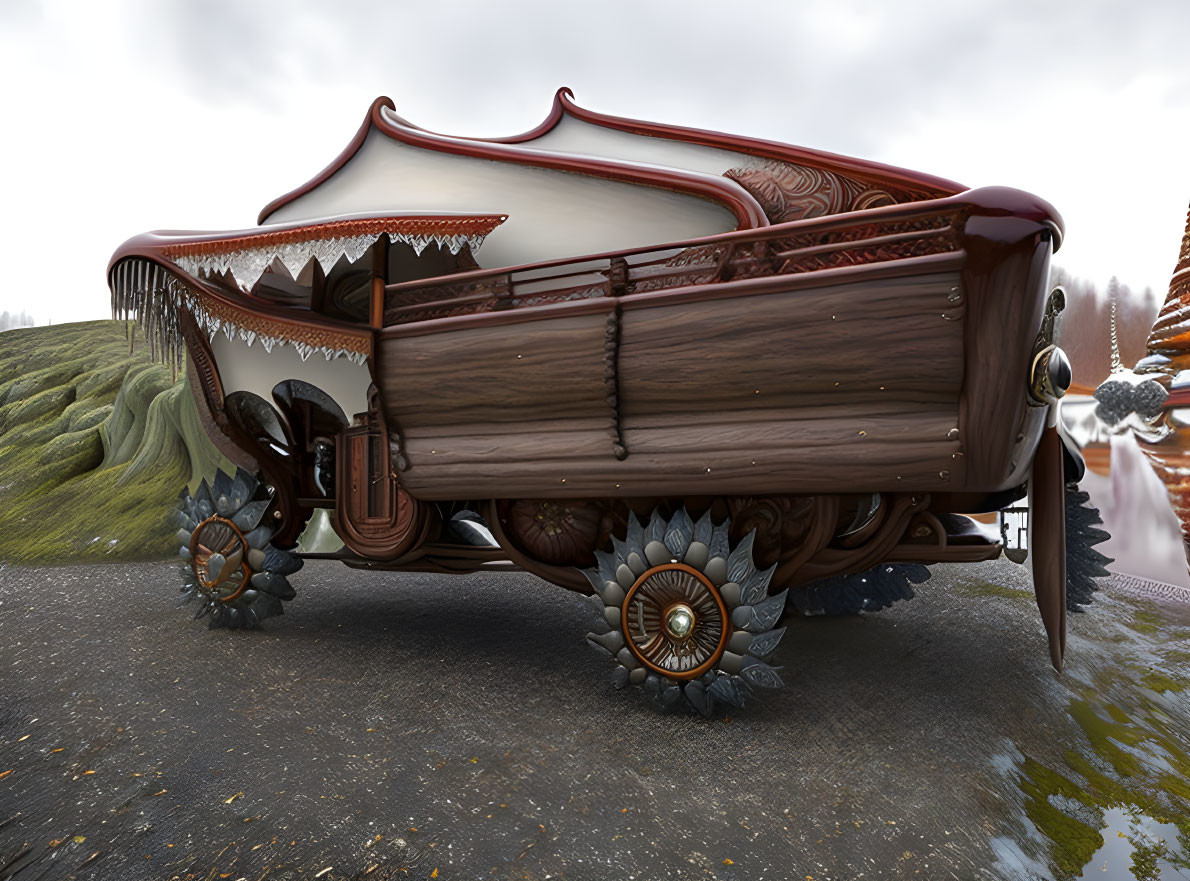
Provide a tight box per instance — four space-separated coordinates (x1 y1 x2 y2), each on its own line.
1146 200 1190 356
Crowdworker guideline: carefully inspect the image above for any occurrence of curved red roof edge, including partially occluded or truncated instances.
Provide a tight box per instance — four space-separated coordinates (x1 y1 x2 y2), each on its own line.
395 87 966 199
258 96 394 225
257 93 769 230
108 213 509 271
552 89 966 198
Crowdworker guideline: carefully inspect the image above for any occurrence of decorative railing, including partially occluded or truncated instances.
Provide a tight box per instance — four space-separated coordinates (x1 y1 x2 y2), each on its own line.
383 203 965 327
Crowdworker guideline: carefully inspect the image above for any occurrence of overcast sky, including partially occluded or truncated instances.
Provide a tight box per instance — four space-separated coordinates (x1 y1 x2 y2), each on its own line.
1 0 1187 325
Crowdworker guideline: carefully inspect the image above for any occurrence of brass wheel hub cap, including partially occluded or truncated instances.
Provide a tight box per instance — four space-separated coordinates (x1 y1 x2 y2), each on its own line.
190 515 250 603
621 563 729 680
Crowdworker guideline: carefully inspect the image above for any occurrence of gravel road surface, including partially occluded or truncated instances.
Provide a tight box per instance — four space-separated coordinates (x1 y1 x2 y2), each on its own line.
1 559 1188 881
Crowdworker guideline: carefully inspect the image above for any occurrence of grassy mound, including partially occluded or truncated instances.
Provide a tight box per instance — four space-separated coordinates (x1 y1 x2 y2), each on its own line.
0 321 232 562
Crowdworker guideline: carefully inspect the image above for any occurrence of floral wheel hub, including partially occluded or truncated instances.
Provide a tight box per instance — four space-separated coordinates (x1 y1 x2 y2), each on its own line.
190 515 250 602
622 563 727 679
584 507 790 715
176 468 303 630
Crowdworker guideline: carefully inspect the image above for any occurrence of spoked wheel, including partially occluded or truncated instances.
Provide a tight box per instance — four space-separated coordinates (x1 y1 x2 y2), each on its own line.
176 468 303 629
584 507 788 715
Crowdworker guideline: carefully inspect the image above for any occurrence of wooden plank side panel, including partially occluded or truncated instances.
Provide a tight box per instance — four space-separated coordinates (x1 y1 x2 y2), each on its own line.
960 228 1053 490
618 271 966 418
380 308 613 429
395 424 959 500
386 269 967 501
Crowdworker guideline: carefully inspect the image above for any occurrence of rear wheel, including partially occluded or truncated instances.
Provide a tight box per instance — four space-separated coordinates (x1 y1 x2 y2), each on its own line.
789 563 932 616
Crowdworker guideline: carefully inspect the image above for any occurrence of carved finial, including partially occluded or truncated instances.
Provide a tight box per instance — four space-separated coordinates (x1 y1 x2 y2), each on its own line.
1108 276 1123 374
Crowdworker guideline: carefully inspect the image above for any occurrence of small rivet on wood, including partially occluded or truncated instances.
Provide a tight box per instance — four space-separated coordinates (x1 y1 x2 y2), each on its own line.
858 430 867 437
273 510 282 519
947 428 960 440
516 354 522 359
939 471 950 479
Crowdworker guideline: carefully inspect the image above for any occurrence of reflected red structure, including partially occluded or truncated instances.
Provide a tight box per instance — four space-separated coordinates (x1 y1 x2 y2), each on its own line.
1127 203 1190 565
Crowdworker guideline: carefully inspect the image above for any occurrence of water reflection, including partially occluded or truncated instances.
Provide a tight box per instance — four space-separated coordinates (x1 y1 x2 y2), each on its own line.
990 592 1190 880
1080 807 1188 880
1062 397 1190 594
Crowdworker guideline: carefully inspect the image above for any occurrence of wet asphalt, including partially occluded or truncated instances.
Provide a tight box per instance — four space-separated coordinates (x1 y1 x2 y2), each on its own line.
0 558 1187 881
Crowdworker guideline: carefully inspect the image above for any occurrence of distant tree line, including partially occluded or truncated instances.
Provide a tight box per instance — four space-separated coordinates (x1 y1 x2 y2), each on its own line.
0 310 36 332
1051 268 1161 390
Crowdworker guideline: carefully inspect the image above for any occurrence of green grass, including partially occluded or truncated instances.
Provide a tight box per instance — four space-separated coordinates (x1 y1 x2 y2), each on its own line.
0 320 230 562
951 580 1032 600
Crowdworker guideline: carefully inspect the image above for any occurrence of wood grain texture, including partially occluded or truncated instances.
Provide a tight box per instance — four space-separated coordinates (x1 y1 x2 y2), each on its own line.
383 270 967 500
959 220 1054 490
618 272 964 417
381 308 613 433
373 207 1054 502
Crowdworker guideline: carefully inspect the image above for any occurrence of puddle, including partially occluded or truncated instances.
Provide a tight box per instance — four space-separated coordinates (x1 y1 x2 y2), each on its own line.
993 606 1190 880
1077 806 1189 880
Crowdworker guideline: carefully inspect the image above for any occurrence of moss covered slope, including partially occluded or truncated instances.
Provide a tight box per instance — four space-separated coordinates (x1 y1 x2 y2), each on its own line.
0 321 231 562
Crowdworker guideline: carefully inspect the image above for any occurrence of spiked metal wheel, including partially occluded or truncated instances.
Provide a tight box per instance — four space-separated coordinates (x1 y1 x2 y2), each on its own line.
584 508 787 715
790 563 932 616
175 468 303 629
1065 487 1112 612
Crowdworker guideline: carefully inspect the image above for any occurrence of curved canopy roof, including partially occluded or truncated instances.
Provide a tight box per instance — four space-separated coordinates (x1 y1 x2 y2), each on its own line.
259 89 967 269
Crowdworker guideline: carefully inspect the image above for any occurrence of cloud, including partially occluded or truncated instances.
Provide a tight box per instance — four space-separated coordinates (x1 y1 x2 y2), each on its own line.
2 0 1189 322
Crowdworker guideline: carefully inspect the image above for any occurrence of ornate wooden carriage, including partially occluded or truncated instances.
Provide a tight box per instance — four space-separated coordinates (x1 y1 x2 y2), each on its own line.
109 90 1108 714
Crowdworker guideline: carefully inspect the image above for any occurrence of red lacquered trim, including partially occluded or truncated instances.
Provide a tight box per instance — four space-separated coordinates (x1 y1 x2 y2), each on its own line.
109 213 507 266
258 95 769 230
552 89 965 198
258 96 394 225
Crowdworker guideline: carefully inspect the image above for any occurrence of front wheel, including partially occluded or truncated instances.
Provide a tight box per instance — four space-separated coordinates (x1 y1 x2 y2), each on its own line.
584 507 788 716
175 468 303 629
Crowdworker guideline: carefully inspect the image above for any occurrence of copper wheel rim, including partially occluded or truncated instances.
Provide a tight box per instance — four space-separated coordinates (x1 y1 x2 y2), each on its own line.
189 515 251 603
620 563 729 680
